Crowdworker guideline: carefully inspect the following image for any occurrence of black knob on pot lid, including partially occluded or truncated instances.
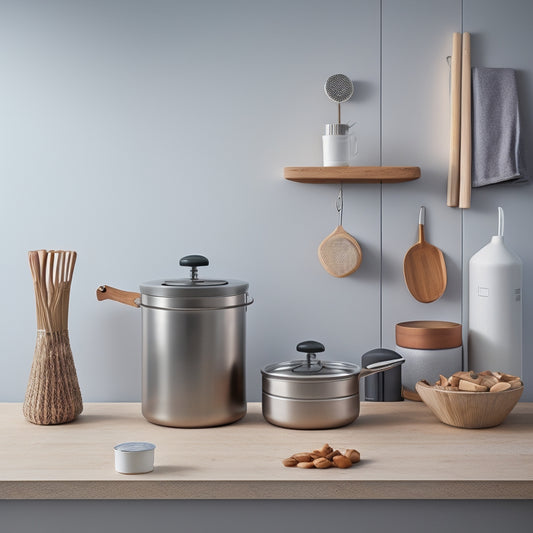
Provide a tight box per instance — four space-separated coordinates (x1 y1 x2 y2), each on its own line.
297 341 325 354
179 255 209 268
178 255 210 282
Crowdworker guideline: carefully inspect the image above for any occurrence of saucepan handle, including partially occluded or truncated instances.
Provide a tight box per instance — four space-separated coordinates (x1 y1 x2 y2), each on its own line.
358 357 405 379
96 285 141 308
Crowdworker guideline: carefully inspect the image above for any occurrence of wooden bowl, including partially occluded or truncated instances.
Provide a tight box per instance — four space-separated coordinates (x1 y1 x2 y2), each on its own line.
415 380 523 428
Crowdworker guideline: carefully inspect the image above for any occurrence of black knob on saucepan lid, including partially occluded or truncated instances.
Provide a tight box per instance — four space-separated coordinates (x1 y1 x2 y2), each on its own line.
295 341 325 371
296 340 325 354
180 255 209 281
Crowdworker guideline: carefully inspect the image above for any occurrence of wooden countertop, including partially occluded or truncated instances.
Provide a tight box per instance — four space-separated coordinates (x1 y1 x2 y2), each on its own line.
1 402 532 500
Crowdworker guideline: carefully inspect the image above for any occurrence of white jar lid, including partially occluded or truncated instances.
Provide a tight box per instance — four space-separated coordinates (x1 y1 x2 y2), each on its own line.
114 442 155 474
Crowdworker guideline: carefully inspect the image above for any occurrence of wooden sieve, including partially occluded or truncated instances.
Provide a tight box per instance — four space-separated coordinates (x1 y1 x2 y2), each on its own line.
318 186 362 278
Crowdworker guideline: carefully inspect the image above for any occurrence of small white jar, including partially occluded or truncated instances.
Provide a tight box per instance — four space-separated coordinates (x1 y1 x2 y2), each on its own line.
114 442 155 474
322 123 357 167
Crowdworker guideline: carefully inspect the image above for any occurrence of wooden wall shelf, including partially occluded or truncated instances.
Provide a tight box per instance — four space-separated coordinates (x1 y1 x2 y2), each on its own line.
284 166 421 183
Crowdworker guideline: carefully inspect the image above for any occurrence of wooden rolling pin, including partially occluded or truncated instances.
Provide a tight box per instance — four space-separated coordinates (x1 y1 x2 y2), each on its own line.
459 32 471 209
447 32 462 207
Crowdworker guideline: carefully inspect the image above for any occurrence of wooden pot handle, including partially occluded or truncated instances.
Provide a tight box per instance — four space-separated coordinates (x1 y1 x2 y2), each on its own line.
96 285 141 308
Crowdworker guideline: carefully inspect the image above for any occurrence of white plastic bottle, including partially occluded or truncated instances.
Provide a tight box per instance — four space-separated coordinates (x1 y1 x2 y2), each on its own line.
468 207 522 376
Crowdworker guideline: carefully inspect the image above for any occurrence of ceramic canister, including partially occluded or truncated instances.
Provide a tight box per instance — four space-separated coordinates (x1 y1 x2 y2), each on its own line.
395 321 462 392
322 123 357 166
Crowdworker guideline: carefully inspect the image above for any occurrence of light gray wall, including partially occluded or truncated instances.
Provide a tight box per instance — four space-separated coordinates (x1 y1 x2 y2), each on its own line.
1 0 532 405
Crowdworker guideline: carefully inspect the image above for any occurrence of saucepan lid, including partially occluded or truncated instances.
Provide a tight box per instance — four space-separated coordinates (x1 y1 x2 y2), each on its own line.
261 341 360 381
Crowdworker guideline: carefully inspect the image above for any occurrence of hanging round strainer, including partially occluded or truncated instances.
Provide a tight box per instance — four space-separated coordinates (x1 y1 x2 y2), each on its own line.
324 74 354 103
324 74 354 124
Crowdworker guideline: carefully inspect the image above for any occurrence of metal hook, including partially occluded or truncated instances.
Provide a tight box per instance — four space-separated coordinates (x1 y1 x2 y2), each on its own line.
419 206 425 225
336 184 344 226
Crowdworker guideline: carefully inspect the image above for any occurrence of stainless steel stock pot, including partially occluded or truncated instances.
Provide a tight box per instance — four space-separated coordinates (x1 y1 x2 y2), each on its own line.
97 255 253 428
262 341 404 429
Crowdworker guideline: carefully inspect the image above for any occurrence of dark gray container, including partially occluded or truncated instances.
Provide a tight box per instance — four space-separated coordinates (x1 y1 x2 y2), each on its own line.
362 348 403 402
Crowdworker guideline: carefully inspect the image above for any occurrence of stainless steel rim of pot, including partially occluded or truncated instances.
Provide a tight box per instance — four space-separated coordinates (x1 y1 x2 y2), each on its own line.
261 341 404 403
96 254 253 309
261 340 404 382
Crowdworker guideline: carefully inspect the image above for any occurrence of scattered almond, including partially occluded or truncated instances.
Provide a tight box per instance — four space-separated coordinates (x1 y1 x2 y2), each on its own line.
282 457 298 467
292 453 312 463
332 455 352 469
313 457 332 469
344 449 361 464
296 461 315 469
326 449 341 460
282 444 361 470
438 375 448 387
319 443 333 456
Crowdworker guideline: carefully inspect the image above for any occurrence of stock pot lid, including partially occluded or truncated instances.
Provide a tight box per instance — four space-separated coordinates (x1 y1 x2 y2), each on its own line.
140 278 248 297
140 254 249 297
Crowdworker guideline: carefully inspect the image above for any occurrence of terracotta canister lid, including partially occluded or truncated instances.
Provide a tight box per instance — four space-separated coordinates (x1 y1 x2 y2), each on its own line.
396 321 462 349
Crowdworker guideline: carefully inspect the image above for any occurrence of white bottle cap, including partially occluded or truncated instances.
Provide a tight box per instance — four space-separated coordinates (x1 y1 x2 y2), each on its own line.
114 442 155 474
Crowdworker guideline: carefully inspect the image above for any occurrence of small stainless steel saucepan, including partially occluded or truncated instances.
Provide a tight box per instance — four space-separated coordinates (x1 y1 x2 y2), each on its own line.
261 340 404 429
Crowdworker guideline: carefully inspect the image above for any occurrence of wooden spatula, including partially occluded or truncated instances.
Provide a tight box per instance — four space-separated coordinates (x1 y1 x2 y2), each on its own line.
403 207 447 303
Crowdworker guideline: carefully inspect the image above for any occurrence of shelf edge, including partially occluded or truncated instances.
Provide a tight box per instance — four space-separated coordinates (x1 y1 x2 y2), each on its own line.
284 166 421 183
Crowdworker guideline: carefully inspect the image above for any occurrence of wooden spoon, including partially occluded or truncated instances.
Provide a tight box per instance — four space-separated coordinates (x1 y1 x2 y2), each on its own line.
403 207 447 303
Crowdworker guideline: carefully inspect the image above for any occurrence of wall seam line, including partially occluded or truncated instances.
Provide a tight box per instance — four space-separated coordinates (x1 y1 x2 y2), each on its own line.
461 0 465 370
379 0 383 348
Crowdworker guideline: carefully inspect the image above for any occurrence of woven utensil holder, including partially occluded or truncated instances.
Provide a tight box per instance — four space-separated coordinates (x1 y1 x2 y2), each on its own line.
23 250 83 425
23 330 83 424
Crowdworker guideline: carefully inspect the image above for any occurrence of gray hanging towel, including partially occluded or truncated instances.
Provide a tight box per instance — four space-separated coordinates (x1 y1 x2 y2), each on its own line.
471 67 528 187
